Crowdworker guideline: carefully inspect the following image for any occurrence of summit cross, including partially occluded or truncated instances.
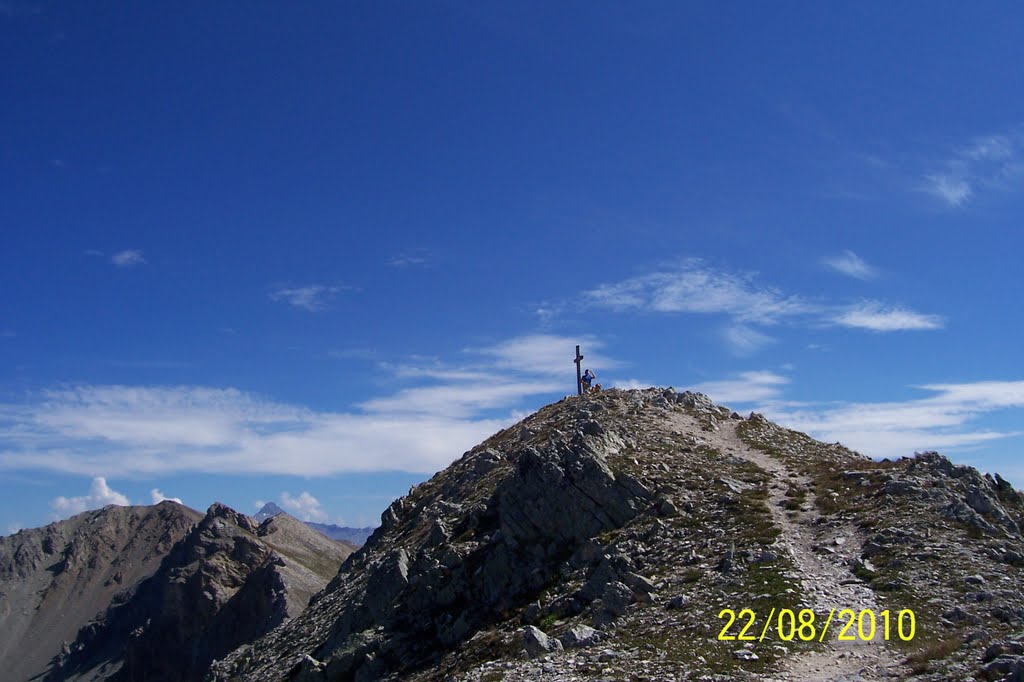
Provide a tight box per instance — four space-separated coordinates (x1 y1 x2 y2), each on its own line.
574 345 584 397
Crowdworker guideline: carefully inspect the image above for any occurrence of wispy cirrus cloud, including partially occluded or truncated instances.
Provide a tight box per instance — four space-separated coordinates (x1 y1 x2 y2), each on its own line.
692 370 790 404
85 249 148 267
823 250 879 280
833 301 944 331
691 371 1024 483
574 259 942 354
766 380 1024 463
582 259 812 325
0 334 603 479
386 249 433 268
921 128 1024 207
111 249 146 267
269 284 350 312
722 324 774 357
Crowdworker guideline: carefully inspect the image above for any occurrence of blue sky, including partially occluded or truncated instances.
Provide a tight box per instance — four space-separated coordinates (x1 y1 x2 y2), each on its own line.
3 2 1024 535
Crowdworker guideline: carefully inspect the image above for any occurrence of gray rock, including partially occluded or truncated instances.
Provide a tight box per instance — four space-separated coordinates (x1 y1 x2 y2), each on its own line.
984 640 1024 662
601 581 634 616
523 625 563 659
657 497 680 517
980 655 1024 680
560 625 602 649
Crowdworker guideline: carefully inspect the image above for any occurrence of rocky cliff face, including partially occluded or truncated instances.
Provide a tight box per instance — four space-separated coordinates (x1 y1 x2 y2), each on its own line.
49 502 354 682
0 501 203 682
210 388 1024 681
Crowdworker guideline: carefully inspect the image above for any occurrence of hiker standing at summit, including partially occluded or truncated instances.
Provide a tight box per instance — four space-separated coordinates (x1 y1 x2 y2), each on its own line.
581 368 596 393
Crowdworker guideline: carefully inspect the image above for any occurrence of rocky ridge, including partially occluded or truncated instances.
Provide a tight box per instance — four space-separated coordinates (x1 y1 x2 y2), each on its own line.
209 387 1024 681
0 501 203 682
49 502 355 682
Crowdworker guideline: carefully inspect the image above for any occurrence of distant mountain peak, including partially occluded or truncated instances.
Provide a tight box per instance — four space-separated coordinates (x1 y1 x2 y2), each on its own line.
253 501 286 523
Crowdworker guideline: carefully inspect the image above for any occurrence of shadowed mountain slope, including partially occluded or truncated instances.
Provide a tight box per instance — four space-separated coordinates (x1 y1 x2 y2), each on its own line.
0 502 203 682
50 503 354 682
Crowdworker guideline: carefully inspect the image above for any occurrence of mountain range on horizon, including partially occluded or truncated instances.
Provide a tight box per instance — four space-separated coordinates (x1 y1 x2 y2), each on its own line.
1 388 1023 681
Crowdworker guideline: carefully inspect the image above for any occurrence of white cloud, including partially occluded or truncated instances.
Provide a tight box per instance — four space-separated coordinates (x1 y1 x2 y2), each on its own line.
722 324 774 356
833 301 944 331
150 488 182 504
583 259 812 324
922 173 972 207
692 371 790 405
823 250 879 280
365 334 614 417
386 249 432 268
51 477 130 516
360 379 562 419
279 491 328 522
6 522 23 535
965 134 1015 162
269 285 346 312
577 260 941 350
0 335 606 477
674 369 1024 484
467 333 622 377
111 250 146 267
921 128 1024 207
766 380 1024 460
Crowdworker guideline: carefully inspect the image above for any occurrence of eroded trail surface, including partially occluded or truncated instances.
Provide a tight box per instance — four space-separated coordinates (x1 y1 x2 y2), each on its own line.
666 413 905 681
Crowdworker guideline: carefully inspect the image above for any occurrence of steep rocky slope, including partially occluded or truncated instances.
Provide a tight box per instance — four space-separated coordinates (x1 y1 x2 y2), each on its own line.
50 503 355 682
211 388 1024 681
0 501 203 682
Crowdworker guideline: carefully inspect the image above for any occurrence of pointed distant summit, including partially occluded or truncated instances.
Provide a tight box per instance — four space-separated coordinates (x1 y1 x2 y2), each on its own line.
253 501 286 523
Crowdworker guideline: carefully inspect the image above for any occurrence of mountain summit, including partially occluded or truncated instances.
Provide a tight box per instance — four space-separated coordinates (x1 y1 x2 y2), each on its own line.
254 502 287 523
6 388 1022 681
0 501 355 682
210 388 1024 681
254 502 374 546
0 502 203 682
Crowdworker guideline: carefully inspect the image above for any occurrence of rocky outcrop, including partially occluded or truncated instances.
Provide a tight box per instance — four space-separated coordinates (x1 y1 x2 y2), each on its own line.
0 501 203 682
49 503 353 682
211 395 658 681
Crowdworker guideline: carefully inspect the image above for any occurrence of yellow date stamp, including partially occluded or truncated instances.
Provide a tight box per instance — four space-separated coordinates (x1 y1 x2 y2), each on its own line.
717 608 916 642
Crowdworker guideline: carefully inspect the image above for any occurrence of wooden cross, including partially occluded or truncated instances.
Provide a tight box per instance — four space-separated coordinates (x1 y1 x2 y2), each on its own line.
574 345 584 397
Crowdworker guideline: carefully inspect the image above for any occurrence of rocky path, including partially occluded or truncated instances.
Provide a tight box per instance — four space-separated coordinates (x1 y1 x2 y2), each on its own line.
666 413 905 681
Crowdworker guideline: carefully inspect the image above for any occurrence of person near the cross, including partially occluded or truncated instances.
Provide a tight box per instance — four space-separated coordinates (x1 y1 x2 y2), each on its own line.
581 368 596 393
